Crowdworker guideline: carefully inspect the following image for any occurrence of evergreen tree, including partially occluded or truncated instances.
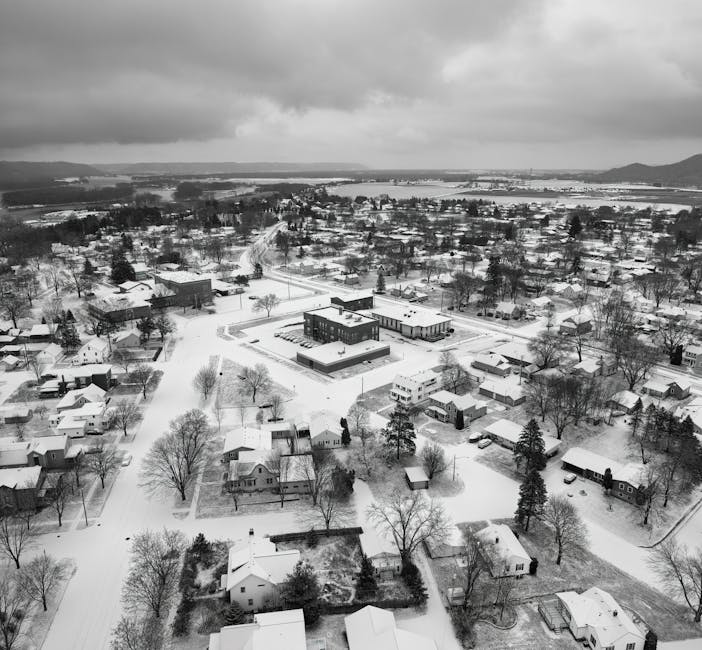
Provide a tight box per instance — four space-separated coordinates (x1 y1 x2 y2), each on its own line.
280 561 321 625
383 402 416 460
83 258 94 276
629 400 643 438
341 428 351 446
455 409 465 430
515 469 547 531
485 256 503 295
376 271 386 294
223 602 246 625
59 322 81 350
568 213 583 238
671 344 683 365
513 419 546 474
603 468 613 494
355 554 378 601
111 248 136 285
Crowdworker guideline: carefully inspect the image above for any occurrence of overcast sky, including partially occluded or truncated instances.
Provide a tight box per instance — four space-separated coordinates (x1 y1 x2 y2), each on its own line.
1 0 701 169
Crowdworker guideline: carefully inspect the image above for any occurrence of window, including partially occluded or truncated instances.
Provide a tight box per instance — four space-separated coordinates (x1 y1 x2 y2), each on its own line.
515 563 524 571
248 599 253 606
240 587 246 593
627 486 633 493
258 467 262 474
626 644 636 650
266 478 273 485
605 646 615 650
619 483 625 490
590 635 597 647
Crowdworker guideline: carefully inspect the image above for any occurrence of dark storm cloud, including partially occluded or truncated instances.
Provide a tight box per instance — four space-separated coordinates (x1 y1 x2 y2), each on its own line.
0 0 532 148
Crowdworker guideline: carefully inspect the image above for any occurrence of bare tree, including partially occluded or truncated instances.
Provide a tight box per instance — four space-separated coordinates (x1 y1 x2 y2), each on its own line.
440 351 470 393
129 364 152 398
86 444 120 488
140 432 192 502
269 393 285 421
349 434 382 480
266 451 292 508
112 349 134 375
122 529 185 619
639 464 661 526
0 576 28 650
528 329 566 369
26 355 43 382
111 616 163 650
0 288 30 329
34 403 48 421
542 494 589 565
169 409 212 475
42 296 64 327
367 492 450 563
525 379 550 423
460 530 486 611
113 400 141 436
18 552 65 611
618 338 660 390
315 487 347 532
0 516 35 569
44 265 64 297
238 363 271 403
544 376 577 440
193 362 218 400
421 442 448 480
212 392 224 433
347 404 370 438
225 479 243 512
649 538 702 622
655 320 691 363
44 473 70 527
253 293 281 317
493 576 517 622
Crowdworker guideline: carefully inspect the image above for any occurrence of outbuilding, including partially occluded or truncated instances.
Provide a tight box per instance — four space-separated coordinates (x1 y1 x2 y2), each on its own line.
405 466 429 490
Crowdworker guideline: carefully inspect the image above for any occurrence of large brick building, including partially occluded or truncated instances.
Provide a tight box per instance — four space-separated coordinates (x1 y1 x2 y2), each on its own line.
304 306 379 345
152 271 212 307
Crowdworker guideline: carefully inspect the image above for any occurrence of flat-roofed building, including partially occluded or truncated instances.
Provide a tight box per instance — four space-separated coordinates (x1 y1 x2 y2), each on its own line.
371 305 451 341
304 306 379 344
153 271 212 307
330 291 374 311
297 340 389 373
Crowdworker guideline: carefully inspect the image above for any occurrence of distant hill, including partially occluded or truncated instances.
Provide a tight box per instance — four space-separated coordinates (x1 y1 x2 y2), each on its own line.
95 161 366 176
0 161 103 189
594 154 702 187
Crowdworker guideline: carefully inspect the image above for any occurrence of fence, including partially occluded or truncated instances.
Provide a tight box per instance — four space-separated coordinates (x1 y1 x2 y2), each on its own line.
320 597 421 615
269 526 363 544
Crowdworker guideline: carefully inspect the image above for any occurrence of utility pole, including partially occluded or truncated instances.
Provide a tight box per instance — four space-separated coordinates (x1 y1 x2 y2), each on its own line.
80 488 88 527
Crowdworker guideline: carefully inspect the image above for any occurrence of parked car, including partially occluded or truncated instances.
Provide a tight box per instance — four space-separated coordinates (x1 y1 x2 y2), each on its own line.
477 438 492 449
563 472 577 484
468 432 482 443
121 453 133 467
248 295 258 300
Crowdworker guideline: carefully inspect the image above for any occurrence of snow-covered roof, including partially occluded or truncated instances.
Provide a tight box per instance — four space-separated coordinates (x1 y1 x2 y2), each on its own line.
344 606 437 650
405 466 429 484
208 609 307 650
223 427 272 454
0 466 41 489
477 523 530 564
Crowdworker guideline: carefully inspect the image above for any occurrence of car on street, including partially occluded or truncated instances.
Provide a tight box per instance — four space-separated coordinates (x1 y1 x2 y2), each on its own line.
248 295 258 300
477 438 492 449
468 432 482 443
563 472 577 484
121 453 132 467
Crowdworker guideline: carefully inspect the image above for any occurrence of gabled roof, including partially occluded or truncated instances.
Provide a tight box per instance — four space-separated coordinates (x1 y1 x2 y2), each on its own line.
344 605 437 650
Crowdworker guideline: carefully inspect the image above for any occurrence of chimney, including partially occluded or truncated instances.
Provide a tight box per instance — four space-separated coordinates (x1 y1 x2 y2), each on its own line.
338 306 343 315
495 537 499 544
613 610 618 617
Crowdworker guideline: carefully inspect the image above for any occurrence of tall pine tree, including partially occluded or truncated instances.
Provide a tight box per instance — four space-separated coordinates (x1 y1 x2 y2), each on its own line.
355 554 378 601
383 402 416 460
280 561 321 625
513 419 546 474
515 469 547 531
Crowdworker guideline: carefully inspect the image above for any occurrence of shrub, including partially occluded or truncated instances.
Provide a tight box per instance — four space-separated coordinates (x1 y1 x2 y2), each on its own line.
222 602 247 626
401 561 427 604
196 610 222 635
172 592 195 637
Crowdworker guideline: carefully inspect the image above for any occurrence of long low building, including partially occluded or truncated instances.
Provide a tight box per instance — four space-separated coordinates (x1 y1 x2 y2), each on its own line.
370 305 451 341
483 418 561 457
297 340 390 373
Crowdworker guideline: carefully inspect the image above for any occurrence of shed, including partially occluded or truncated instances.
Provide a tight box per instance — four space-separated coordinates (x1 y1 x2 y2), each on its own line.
405 466 429 490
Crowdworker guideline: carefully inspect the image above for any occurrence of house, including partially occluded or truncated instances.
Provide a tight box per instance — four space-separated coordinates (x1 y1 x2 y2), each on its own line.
426 390 487 426
359 530 402 579
56 384 107 412
226 452 314 495
491 341 541 368
471 352 512 377
683 344 702 370
40 364 112 393
571 356 617 378
36 343 63 366
478 379 526 406
344 606 437 650
641 378 671 399
483 418 561 457
405 466 429 490
370 305 451 341
50 401 110 435
476 523 531 578
309 411 343 448
390 370 441 404
87 294 151 323
220 530 300 611
222 427 272 462
668 378 692 400
607 390 643 414
27 435 83 469
77 338 110 364
1 355 21 371
111 330 141 349
560 313 593 336
494 302 522 320
0 406 32 425
561 447 645 504
303 306 379 345
208 609 309 650
555 588 645 650
0 466 42 512
551 282 584 301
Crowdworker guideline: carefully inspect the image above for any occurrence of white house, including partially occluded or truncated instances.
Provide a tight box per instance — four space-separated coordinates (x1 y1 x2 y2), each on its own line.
220 530 300 611
208 609 308 650
222 427 272 462
683 344 702 370
309 410 343 448
483 418 561 457
390 369 441 404
359 530 402 580
77 338 110 365
56 384 107 412
36 343 63 367
476 523 531 578
344 606 437 650
556 587 645 650
50 401 110 435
